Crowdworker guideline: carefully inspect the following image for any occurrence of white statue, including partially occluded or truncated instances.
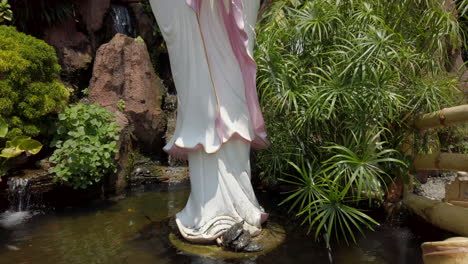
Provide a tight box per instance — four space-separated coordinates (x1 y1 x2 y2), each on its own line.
149 0 269 243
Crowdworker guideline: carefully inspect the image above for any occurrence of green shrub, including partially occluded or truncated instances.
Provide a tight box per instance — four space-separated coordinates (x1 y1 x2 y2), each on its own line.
255 0 464 246
0 25 69 137
49 104 120 189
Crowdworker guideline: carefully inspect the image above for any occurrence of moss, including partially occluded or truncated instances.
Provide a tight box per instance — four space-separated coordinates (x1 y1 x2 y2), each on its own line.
0 25 69 137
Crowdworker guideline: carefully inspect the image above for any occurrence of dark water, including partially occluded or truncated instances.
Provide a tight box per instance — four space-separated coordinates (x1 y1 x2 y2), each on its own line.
0 183 448 264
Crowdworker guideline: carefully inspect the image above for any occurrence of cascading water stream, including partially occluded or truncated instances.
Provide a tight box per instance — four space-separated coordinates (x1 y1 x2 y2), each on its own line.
0 177 38 228
110 4 137 38
8 177 31 212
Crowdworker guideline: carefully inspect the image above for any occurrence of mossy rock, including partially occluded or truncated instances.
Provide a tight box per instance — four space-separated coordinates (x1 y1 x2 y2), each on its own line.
169 222 286 259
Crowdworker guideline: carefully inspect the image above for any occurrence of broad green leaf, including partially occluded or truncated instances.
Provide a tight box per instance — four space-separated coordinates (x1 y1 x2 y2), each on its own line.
0 147 23 158
18 139 42 155
0 119 7 138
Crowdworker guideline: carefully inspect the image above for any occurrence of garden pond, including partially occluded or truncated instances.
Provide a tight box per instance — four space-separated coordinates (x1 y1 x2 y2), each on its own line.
0 182 451 264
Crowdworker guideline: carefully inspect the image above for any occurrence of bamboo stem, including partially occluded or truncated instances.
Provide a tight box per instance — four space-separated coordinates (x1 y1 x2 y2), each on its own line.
404 192 468 237
414 105 468 130
413 153 468 172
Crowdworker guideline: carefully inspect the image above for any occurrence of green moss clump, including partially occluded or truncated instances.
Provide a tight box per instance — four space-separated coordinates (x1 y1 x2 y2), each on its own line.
0 25 69 137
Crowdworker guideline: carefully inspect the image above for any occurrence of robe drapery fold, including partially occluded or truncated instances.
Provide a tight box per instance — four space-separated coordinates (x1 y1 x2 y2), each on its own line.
160 0 269 159
149 0 268 242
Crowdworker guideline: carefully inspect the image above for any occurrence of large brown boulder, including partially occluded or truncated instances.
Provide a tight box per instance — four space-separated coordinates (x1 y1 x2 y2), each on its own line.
89 33 166 154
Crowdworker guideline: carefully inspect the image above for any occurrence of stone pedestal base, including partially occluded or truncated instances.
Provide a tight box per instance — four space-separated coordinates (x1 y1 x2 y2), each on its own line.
169 222 286 259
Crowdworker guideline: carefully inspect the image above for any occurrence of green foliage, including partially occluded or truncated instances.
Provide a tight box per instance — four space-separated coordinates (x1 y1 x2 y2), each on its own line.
256 0 463 245
9 0 76 36
0 0 12 24
280 159 379 246
438 124 468 154
0 25 69 137
135 36 144 43
117 99 126 112
0 119 42 177
49 104 120 189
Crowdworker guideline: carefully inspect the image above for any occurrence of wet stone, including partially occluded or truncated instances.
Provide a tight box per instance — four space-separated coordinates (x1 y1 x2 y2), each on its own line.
169 222 286 259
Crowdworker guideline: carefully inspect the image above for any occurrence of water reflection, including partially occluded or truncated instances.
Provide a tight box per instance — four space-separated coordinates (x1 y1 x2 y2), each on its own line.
0 183 449 264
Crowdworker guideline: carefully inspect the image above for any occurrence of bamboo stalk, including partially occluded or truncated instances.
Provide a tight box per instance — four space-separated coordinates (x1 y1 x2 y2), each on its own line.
413 153 468 172
404 193 468 237
402 131 415 193
414 105 468 130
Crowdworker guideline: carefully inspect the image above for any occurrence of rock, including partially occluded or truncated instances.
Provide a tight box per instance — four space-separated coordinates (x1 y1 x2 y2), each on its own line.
386 177 404 203
416 170 431 184
6 245 20 251
89 34 166 194
222 221 245 247
78 0 111 50
43 18 93 75
170 222 285 259
79 0 111 34
230 231 252 252
221 221 264 252
89 33 166 155
243 242 264 252
414 172 457 201
422 237 468 264
128 3 158 48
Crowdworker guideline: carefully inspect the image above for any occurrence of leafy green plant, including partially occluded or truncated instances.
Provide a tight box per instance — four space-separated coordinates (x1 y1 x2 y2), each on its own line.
0 25 69 138
0 119 42 177
9 0 76 36
279 133 405 247
279 159 380 247
49 104 120 189
117 99 126 112
0 0 12 24
256 0 463 245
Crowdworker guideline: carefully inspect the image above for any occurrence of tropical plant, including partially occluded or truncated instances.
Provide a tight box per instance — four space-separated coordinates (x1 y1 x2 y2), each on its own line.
49 104 120 189
0 0 12 24
0 119 42 177
0 26 69 138
255 0 463 245
9 0 76 36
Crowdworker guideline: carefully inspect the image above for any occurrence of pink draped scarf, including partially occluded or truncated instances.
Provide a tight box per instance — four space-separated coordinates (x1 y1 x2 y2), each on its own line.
185 0 270 150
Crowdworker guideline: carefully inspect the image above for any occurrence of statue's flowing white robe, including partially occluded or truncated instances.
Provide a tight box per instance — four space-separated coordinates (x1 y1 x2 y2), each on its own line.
149 0 268 242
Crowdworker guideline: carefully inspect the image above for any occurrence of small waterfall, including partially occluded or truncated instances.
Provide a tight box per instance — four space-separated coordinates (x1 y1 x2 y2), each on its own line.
110 4 137 38
7 177 31 212
0 177 37 228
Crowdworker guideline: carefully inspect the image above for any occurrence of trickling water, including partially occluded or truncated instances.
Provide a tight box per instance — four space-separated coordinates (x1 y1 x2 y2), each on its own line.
0 177 39 228
7 177 31 211
110 4 137 38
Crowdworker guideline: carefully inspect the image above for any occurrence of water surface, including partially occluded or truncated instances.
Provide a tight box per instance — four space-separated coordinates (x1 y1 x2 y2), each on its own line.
0 183 447 264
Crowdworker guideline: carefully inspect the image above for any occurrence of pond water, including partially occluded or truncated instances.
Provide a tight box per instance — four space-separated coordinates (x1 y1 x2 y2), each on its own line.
0 183 449 264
